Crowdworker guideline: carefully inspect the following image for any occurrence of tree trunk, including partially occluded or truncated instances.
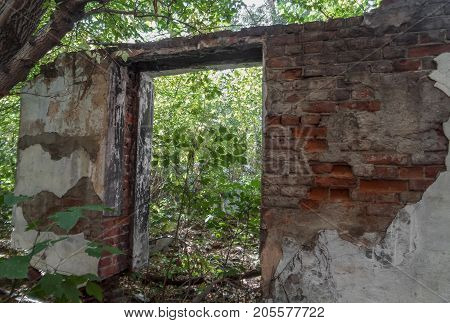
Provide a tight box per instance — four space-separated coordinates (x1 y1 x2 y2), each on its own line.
0 0 100 98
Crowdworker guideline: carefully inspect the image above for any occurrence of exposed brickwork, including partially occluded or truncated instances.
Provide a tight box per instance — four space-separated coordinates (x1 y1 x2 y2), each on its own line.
261 0 450 298
98 71 140 279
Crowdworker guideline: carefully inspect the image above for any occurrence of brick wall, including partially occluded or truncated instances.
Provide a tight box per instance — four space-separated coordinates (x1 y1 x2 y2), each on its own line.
261 0 450 299
98 71 141 279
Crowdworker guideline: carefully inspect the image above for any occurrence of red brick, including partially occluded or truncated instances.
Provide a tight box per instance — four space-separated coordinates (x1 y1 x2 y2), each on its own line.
266 115 281 125
299 199 320 210
266 57 294 68
280 68 303 80
330 189 350 201
304 42 323 53
330 165 353 178
419 30 446 44
373 166 399 178
424 165 446 178
99 256 112 267
309 187 329 200
305 101 337 113
399 167 424 179
352 191 399 203
292 127 327 138
383 46 406 59
338 101 381 112
393 59 421 72
316 176 357 188
301 114 321 125
400 191 423 203
305 139 328 152
99 264 120 279
281 115 300 125
363 153 409 165
352 87 374 100
359 180 408 193
408 44 450 58
311 163 333 174
266 46 284 58
409 179 435 191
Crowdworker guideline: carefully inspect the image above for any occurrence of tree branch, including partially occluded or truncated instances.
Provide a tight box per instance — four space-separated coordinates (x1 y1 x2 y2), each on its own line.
0 0 109 98
85 7 200 32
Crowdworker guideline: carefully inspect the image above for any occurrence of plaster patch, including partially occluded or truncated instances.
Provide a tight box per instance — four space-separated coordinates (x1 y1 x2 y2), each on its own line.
20 70 109 137
430 53 450 97
15 145 95 198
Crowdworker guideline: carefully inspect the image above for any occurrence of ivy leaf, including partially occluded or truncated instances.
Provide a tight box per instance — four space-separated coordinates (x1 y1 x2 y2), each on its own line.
86 281 103 302
4 193 29 207
0 255 31 279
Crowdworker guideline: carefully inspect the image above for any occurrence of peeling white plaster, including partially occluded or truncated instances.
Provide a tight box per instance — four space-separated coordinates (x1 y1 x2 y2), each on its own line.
273 50 450 303
12 206 99 276
14 145 94 198
20 66 108 137
430 53 450 97
274 81 450 302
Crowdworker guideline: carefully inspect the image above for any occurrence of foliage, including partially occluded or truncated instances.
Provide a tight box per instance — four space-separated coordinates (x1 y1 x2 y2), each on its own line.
0 96 20 238
276 0 382 23
0 197 118 303
143 68 262 299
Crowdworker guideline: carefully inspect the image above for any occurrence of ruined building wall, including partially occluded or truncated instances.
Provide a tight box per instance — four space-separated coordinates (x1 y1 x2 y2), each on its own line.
11 0 450 302
12 54 151 278
261 0 450 301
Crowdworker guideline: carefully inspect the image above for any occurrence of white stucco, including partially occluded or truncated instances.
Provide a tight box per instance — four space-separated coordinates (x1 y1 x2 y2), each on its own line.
14 145 94 198
430 53 450 97
11 206 99 276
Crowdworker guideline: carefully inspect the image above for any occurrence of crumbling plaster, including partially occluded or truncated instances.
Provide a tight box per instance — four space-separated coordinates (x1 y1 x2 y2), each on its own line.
12 55 116 276
271 52 450 303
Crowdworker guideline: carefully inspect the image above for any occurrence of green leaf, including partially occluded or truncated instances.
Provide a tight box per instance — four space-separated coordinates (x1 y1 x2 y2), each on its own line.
4 193 30 207
49 209 83 232
0 255 31 279
30 237 68 256
85 242 123 258
26 218 44 231
103 245 124 255
86 281 103 301
35 273 64 299
61 281 82 303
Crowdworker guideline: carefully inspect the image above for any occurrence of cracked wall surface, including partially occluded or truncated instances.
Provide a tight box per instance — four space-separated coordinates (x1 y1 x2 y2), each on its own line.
261 0 450 302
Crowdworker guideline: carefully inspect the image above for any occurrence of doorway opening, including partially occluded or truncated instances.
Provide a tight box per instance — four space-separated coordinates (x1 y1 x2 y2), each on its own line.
139 67 262 302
